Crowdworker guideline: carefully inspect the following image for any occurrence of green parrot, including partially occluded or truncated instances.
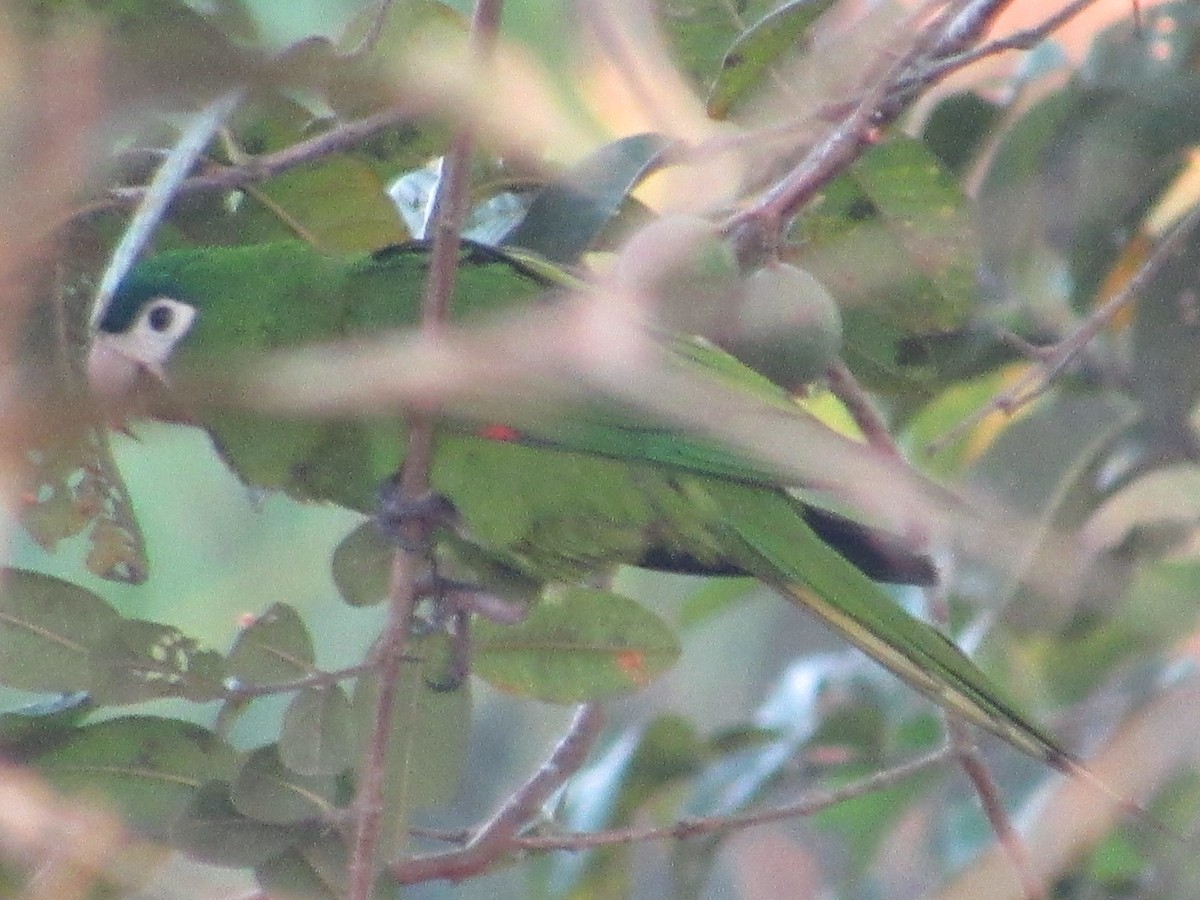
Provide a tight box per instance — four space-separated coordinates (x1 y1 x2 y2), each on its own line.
86 238 1072 771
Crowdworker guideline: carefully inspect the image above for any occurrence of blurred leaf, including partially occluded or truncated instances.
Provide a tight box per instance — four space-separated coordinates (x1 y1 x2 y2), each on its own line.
227 603 316 685
0 692 92 762
329 0 465 118
231 744 339 825
810 767 933 869
979 4 1200 308
683 656 856 819
351 637 470 860
473 586 681 702
38 716 235 832
257 831 388 900
502 132 672 262
280 685 354 776
706 0 838 119
967 390 1138 592
14 0 265 107
921 91 1002 175
664 0 780 89
173 780 311 868
1081 463 1200 556
89 619 226 703
1130 221 1200 460
0 569 120 693
331 521 391 608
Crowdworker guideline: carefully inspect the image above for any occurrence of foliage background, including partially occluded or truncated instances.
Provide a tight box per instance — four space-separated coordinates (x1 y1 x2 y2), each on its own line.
4 0 1200 898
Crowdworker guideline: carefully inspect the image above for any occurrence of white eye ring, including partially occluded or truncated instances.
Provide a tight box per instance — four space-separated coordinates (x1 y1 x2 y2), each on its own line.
97 296 197 380
133 297 196 356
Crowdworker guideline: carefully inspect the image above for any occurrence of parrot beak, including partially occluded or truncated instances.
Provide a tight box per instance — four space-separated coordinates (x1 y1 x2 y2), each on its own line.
86 334 167 430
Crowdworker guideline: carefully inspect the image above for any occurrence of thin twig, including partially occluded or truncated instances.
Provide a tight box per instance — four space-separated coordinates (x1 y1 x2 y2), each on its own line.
927 561 1043 900
345 2 504 898
825 360 902 459
222 663 378 701
516 748 951 851
928 202 1200 454
102 106 418 208
392 705 605 884
907 0 1107 91
947 718 1048 900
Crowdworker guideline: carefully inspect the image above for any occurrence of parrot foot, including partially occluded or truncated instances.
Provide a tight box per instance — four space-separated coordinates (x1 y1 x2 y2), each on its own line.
376 476 461 553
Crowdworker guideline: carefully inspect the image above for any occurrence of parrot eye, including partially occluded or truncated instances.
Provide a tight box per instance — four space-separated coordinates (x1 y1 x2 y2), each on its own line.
147 303 175 332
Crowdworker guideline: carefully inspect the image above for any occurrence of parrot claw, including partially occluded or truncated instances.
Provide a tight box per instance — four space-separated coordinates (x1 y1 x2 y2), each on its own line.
376 476 461 552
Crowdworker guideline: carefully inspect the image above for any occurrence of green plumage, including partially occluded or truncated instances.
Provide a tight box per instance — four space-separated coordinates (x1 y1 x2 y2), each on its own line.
96 238 1070 767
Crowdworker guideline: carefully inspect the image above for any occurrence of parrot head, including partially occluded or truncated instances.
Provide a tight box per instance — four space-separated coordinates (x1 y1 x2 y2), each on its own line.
87 268 198 424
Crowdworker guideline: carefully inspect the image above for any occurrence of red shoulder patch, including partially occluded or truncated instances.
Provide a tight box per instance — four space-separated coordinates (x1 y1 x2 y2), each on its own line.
479 424 521 442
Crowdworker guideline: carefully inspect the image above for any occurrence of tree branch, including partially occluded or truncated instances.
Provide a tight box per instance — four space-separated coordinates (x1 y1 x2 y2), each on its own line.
392 704 605 884
345 2 505 898
516 748 950 851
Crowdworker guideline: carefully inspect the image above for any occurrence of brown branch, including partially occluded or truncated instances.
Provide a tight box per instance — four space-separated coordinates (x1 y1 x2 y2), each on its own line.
345 2 504 898
101 106 419 209
947 718 1048 900
906 0 1107 90
721 0 1115 250
392 704 605 884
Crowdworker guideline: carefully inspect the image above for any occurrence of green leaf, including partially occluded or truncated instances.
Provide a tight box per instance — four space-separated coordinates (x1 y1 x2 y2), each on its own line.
706 0 839 119
227 603 317 685
473 586 681 702
21 427 148 584
502 132 672 263
280 685 354 777
1131 218 1200 459
37 716 235 832
231 744 339 825
844 136 978 330
0 569 121 693
89 619 226 703
257 832 388 900
350 637 470 860
331 522 391 608
921 91 1002 175
250 156 408 252
664 0 780 89
173 780 312 868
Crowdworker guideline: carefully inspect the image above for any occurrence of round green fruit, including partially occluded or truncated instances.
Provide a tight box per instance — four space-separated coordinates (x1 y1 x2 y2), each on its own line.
722 262 843 387
613 214 742 335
